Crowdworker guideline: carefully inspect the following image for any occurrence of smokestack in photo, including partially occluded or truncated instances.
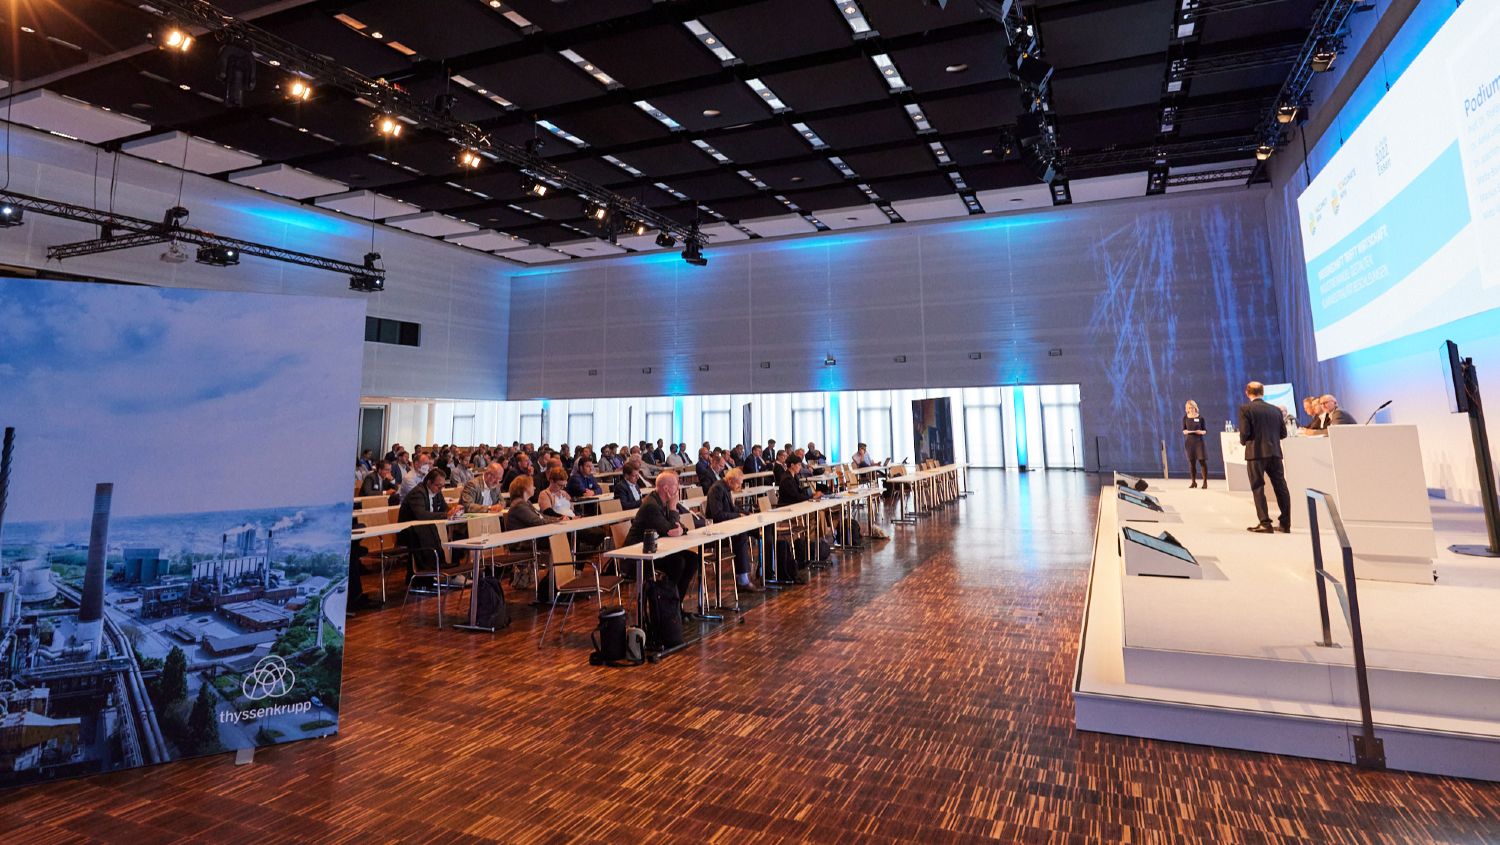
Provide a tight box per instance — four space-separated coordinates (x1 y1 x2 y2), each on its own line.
77 482 112 656
0 426 14 548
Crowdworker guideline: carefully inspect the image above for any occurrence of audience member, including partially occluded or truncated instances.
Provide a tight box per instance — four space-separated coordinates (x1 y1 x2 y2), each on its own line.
360 461 397 498
567 458 605 499
625 472 700 613
707 467 762 592
613 459 646 509
460 462 507 514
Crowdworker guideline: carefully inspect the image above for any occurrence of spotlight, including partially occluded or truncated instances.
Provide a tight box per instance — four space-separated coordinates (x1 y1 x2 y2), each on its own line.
1256 143 1275 161
1049 177 1072 206
584 201 610 223
521 175 549 197
1311 39 1338 73
160 25 193 52
457 148 483 169
350 252 385 292
0 204 22 228
631 220 649 237
1146 161 1168 196
681 238 707 267
161 206 190 229
1276 103 1299 124
655 231 677 248
373 114 404 138
1005 45 1053 88
824 354 837 367
995 126 1017 159
285 79 313 101
195 245 240 267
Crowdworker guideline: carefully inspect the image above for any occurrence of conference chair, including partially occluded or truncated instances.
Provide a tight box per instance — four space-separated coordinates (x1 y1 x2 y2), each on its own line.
600 499 622 514
400 523 469 629
539 533 623 647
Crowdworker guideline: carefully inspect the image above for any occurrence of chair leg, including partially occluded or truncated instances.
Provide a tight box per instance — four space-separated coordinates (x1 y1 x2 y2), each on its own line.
539 590 562 647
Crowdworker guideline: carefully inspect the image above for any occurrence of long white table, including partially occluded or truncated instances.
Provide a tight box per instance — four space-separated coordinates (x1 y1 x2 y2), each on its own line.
885 464 963 523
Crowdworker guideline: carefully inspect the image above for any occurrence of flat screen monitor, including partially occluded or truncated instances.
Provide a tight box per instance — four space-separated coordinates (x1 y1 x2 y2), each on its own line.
1117 488 1162 512
1122 527 1198 564
1442 340 1471 414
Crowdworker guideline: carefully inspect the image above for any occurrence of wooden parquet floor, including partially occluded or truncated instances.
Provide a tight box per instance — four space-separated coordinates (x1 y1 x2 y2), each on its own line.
4 471 1499 844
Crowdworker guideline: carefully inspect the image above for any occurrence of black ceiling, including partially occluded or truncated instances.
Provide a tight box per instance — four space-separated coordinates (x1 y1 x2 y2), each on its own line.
1 0 1317 254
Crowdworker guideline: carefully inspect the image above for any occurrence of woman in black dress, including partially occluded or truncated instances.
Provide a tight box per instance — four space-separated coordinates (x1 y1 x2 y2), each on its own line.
1182 400 1208 488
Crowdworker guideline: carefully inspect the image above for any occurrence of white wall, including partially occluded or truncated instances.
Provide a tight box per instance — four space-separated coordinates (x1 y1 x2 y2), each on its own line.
0 123 510 402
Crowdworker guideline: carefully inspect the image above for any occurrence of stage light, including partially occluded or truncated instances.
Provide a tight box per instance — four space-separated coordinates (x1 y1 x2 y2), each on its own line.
1311 39 1338 72
584 200 610 223
217 44 257 108
632 220 649 237
1146 162 1169 196
350 251 385 292
160 242 189 264
655 231 676 248
1276 103 1299 124
1049 177 1072 206
1006 45 1053 88
996 126 1017 159
161 25 193 52
195 245 240 267
457 148 483 169
373 115 403 138
0 204 22 228
1256 143 1275 161
681 238 707 267
286 79 313 101
520 175 550 197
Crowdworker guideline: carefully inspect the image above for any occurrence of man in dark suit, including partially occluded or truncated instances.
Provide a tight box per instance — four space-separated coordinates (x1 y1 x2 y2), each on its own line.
360 461 398 498
707 468 763 593
398 468 462 574
695 448 718 493
1239 381 1291 533
743 444 765 474
1319 394 1357 428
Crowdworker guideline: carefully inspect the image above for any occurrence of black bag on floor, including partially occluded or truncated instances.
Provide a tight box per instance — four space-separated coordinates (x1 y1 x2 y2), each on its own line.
589 606 629 664
474 575 509 629
841 520 862 546
642 578 684 650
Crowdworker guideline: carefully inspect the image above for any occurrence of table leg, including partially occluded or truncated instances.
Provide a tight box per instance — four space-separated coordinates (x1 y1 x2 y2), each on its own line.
454 545 493 633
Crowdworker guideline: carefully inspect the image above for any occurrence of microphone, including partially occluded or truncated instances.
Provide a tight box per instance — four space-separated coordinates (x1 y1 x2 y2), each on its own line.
1364 400 1393 425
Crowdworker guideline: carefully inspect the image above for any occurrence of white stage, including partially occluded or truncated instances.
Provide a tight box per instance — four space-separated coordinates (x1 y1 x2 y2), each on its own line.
1075 478 1500 781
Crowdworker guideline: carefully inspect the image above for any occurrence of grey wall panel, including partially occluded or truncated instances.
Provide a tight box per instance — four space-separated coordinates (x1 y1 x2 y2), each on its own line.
1 124 509 401
506 187 1281 472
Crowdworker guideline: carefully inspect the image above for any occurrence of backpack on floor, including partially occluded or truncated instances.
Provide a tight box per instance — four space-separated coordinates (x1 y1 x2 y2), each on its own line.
642 578 684 650
589 606 629 665
474 575 509 629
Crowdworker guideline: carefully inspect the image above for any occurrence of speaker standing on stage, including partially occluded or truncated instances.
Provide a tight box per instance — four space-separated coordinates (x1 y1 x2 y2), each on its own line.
1182 400 1208 489
1239 381 1291 534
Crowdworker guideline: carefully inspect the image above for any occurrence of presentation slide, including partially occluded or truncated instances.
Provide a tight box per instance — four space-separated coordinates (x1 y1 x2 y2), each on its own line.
1298 1 1500 361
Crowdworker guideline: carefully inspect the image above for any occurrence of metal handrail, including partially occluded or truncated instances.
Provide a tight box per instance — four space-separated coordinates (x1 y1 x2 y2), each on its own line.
1305 488 1386 769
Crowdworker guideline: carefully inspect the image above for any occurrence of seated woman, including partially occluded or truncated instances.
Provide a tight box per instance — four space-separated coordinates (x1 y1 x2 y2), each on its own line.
501 475 555 590
537 466 607 552
612 459 646 509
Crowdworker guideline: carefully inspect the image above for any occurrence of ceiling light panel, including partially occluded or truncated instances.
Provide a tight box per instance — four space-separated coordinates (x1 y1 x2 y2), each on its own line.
737 169 769 190
602 154 644 177
683 19 739 63
745 78 790 113
904 103 933 133
559 49 621 88
655 182 690 200
537 119 587 147
834 1 874 35
792 122 828 150
872 54 909 91
634 100 684 131
828 156 857 178
692 139 733 163
929 141 952 165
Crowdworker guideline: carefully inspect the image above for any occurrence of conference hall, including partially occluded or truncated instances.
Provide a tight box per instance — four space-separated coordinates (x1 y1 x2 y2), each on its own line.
2 0 1499 841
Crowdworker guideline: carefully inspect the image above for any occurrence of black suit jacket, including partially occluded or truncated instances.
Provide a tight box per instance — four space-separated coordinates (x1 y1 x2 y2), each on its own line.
398 485 449 522
776 474 812 507
706 480 745 524
360 474 395 497
612 477 644 510
1238 398 1287 461
743 453 765 474
695 460 717 492
625 493 689 546
1324 409 1357 427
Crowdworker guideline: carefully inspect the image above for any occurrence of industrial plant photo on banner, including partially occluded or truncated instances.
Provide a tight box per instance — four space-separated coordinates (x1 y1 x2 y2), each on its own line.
0 277 365 788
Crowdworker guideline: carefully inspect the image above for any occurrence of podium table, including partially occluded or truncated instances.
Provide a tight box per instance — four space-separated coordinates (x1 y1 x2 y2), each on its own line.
1221 425 1435 583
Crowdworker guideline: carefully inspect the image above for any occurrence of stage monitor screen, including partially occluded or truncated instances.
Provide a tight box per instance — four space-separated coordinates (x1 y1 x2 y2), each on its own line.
1122 527 1198 564
1117 489 1162 512
1297 1 1500 361
1442 340 1471 414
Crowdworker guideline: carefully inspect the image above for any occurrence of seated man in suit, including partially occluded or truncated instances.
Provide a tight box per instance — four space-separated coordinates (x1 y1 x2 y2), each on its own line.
1320 394 1357 428
360 460 398 499
695 447 718 493
1239 381 1291 534
460 462 507 514
397 468 464 576
612 459 647 510
805 442 826 464
707 468 763 593
567 458 605 500
743 444 766 474
1298 396 1324 435
625 471 700 612
501 452 533 491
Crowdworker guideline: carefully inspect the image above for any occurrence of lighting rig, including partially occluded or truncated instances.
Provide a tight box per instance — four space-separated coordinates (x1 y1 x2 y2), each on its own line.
124 0 703 255
974 1 1068 203
0 189 384 286
1250 0 1373 170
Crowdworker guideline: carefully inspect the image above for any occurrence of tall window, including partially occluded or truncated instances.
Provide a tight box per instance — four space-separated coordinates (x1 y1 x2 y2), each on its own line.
1040 384 1084 469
